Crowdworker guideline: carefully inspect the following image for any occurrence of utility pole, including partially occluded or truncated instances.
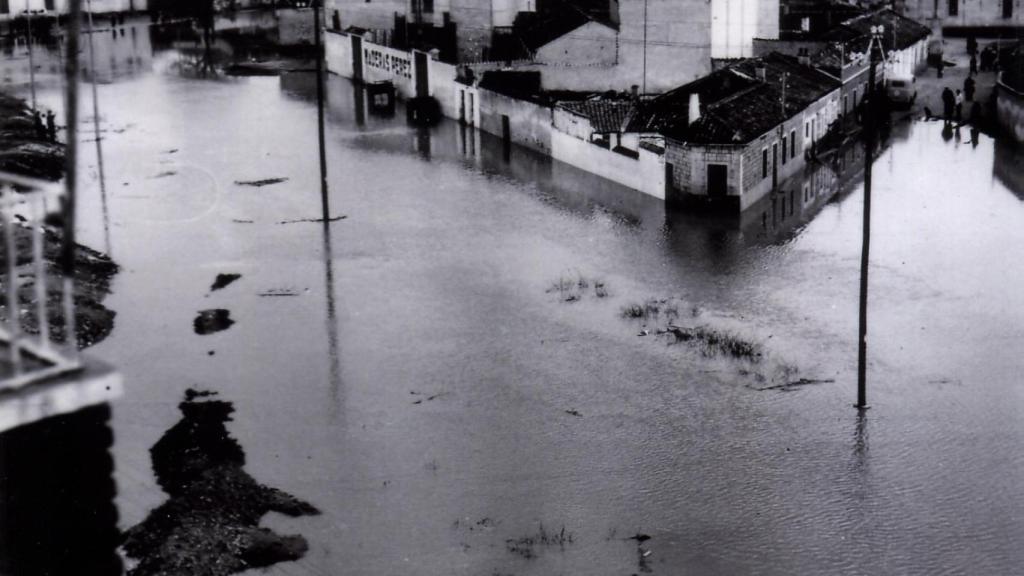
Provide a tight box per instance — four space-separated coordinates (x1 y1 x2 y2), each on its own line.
62 0 82 357
314 0 330 220
25 0 36 111
642 0 648 97
857 25 884 410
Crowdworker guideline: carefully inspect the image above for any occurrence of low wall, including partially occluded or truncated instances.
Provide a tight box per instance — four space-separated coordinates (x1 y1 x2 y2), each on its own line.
996 75 1024 142
478 89 554 153
551 130 666 199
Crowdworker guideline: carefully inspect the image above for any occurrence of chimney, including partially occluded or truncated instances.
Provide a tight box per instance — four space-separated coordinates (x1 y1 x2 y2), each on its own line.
631 84 639 101
756 66 767 81
688 93 701 124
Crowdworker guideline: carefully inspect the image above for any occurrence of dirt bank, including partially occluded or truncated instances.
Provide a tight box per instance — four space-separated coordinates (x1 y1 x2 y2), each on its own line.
0 92 120 348
0 93 65 181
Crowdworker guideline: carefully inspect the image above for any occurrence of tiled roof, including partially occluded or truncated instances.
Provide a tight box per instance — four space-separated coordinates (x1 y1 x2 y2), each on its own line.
630 53 839 145
840 9 931 52
558 100 636 133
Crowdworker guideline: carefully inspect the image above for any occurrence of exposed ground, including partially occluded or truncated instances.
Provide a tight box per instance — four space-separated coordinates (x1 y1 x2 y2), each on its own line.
120 390 320 576
0 92 119 349
0 92 64 181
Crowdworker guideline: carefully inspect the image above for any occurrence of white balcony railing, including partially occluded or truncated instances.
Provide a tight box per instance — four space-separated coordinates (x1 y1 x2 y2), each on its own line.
0 170 81 392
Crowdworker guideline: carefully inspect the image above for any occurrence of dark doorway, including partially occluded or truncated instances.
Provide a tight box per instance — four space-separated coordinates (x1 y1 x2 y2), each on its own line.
1004 0 1013 18
351 36 363 82
414 51 429 97
707 164 728 197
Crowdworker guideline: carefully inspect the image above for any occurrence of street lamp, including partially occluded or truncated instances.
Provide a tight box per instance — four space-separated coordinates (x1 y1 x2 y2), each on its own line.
856 24 883 410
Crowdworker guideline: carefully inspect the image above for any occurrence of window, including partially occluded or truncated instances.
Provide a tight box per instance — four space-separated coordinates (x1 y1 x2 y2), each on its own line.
1004 0 1012 18
44 0 53 9
790 129 796 159
949 0 958 16
0 0 8 14
781 136 788 165
762 148 768 178
422 0 433 13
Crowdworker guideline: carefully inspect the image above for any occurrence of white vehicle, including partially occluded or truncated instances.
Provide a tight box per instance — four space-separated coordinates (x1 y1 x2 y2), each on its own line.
886 76 917 106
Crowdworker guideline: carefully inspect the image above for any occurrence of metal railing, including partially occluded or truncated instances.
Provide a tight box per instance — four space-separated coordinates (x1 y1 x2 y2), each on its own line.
0 170 80 391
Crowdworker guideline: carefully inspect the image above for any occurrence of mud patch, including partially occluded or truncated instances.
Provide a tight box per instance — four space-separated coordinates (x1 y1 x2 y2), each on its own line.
121 390 320 576
0 93 66 180
193 309 234 335
234 177 288 188
1 224 119 348
210 273 241 292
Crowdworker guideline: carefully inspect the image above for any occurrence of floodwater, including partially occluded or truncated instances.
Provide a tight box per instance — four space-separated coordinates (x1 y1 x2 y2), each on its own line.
6 18 1024 575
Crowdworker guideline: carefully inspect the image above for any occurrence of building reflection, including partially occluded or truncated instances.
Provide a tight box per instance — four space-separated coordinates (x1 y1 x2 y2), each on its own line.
0 403 121 576
0 15 153 88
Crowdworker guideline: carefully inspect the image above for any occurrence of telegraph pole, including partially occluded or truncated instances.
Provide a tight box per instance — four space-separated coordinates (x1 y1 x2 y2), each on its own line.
857 25 884 410
313 0 330 219
25 0 36 111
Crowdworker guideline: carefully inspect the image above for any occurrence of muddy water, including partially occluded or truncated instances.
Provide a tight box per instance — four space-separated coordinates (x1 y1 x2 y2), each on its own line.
15 23 1024 575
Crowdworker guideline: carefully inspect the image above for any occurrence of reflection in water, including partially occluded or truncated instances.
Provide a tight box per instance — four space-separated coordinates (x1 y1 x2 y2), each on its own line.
86 6 113 257
0 404 122 576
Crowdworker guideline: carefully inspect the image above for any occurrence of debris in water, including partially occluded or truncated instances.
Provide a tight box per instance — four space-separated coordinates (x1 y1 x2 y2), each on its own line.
149 171 177 179
234 177 288 187
505 524 574 560
121 390 319 576
193 309 234 335
627 533 651 543
210 273 242 292
258 289 298 297
231 219 255 224
411 391 447 405
755 378 835 392
277 215 348 225
163 148 179 154
564 409 582 417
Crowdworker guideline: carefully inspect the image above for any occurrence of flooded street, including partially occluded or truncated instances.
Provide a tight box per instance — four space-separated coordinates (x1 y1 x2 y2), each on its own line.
11 21 1024 575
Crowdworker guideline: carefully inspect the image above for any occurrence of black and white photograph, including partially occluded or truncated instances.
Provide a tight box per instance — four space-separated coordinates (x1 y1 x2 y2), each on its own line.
0 0 1021 573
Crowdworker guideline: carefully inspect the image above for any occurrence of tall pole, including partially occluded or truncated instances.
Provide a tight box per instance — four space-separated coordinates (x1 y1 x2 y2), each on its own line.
25 0 36 111
314 0 330 219
642 0 648 97
62 0 81 353
857 28 881 410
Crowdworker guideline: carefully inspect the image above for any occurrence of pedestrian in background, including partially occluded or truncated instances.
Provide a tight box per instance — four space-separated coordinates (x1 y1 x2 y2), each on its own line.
970 54 978 76
955 89 964 122
942 87 955 123
45 110 56 142
967 34 978 57
937 58 945 78
964 76 976 102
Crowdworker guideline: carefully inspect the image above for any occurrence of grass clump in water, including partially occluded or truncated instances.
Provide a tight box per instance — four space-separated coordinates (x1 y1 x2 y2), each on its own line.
505 524 575 559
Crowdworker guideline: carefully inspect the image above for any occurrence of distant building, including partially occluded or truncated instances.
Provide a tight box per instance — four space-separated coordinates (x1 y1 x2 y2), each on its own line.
900 0 1024 31
755 8 930 118
627 53 841 210
327 0 781 90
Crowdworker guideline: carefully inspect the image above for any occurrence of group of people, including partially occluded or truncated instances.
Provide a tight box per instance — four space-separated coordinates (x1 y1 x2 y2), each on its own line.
32 109 58 143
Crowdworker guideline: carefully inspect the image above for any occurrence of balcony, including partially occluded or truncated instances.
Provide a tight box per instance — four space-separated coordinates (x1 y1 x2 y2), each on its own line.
0 170 121 433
